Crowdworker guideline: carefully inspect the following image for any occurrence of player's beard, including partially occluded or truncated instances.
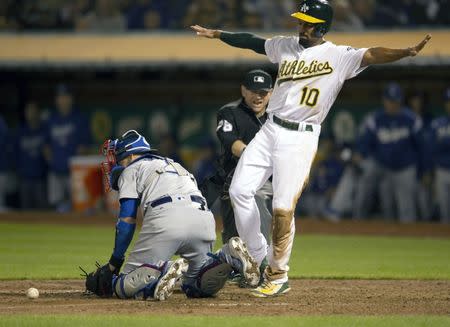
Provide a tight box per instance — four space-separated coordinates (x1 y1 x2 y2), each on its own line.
298 34 323 48
298 37 314 48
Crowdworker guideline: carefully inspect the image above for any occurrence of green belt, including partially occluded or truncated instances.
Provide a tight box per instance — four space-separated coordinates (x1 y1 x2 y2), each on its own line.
272 115 313 132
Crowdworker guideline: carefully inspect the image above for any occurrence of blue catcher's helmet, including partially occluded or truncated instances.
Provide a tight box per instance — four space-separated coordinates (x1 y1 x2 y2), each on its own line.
112 130 153 162
101 130 153 192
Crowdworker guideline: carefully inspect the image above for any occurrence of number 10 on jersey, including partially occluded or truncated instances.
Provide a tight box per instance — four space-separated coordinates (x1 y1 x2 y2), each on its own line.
299 87 320 107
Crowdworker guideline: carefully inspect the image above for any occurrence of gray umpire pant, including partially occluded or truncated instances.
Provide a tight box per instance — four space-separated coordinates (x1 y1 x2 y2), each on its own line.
221 180 273 244
435 167 450 224
354 159 417 222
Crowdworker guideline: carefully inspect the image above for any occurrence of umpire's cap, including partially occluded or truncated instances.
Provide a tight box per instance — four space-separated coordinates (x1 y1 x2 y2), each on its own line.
242 69 273 91
291 0 333 37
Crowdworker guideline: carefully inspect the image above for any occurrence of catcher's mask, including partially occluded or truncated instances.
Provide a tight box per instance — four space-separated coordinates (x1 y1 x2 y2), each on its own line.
101 130 153 191
291 0 333 37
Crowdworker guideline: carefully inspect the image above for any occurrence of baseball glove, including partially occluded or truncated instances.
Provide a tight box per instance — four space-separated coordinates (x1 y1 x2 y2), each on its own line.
80 262 115 298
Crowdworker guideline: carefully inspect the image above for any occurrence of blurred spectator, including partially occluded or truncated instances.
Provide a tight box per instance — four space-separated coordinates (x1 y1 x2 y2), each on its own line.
435 0 450 26
58 0 94 29
353 83 424 222
350 0 401 28
74 0 95 16
76 0 125 32
406 90 434 220
157 133 185 167
2 0 450 31
10 0 60 30
126 0 167 30
0 0 18 30
183 0 223 28
221 0 245 29
244 0 294 30
192 137 218 185
165 0 191 29
3 0 81 30
44 84 91 212
16 101 48 209
378 0 432 26
349 0 377 27
298 136 344 220
331 0 364 31
325 143 360 221
0 115 8 211
241 10 264 30
429 88 450 224
407 90 433 127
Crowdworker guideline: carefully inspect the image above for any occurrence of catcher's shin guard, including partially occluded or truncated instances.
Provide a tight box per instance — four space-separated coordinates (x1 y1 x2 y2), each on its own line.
182 257 233 298
113 264 162 299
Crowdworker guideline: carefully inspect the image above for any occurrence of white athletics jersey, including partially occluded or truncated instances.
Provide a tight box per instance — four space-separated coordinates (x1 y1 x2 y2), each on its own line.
118 156 201 211
265 36 368 124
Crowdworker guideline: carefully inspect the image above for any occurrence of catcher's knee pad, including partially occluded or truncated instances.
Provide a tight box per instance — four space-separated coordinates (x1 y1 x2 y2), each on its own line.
182 258 232 298
113 264 162 299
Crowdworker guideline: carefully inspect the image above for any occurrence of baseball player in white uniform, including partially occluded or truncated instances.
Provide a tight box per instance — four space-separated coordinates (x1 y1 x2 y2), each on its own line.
83 130 260 300
191 0 431 297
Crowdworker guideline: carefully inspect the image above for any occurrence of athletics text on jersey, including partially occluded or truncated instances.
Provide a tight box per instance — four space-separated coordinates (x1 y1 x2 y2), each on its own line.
264 36 367 124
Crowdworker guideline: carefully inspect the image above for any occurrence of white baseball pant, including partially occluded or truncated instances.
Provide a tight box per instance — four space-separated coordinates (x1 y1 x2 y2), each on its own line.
229 117 320 283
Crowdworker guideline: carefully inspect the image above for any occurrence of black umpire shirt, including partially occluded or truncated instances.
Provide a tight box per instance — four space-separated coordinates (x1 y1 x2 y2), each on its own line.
216 98 267 178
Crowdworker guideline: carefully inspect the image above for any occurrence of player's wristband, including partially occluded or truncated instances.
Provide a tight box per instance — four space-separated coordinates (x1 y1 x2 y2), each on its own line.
109 255 124 271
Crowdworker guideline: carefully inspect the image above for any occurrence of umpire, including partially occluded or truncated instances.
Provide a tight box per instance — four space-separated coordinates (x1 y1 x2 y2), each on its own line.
202 69 274 244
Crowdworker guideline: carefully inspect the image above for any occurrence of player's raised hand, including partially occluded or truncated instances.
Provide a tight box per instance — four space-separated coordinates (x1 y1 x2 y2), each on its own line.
190 25 217 39
409 34 432 56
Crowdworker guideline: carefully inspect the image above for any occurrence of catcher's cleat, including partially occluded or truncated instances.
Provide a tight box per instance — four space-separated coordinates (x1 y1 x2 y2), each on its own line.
228 237 260 288
153 258 188 301
251 280 291 298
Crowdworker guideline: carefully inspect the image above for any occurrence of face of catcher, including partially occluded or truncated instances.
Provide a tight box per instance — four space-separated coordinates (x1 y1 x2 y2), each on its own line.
241 85 272 116
297 19 322 48
117 153 141 167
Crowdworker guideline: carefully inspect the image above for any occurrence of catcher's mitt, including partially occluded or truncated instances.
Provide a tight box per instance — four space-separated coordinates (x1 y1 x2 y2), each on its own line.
80 262 115 297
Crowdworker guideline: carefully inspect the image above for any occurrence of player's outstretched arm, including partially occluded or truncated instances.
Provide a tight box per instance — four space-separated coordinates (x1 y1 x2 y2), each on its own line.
190 24 267 55
361 34 431 67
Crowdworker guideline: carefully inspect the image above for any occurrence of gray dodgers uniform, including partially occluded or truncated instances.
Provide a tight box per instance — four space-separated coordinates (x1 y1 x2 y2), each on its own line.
118 155 216 281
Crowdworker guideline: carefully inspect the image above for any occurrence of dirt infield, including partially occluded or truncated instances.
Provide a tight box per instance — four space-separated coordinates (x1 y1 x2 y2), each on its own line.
1 212 449 316
1 279 449 316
